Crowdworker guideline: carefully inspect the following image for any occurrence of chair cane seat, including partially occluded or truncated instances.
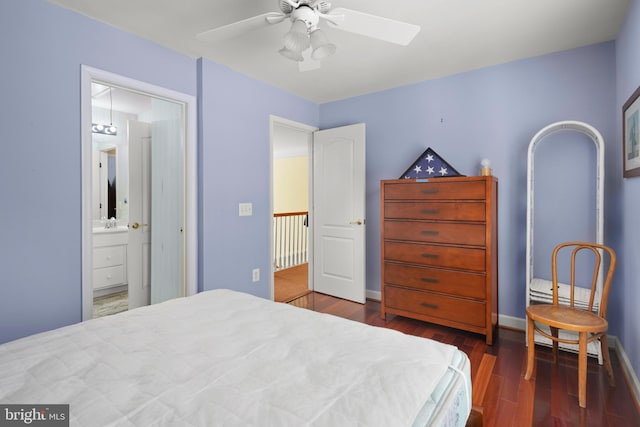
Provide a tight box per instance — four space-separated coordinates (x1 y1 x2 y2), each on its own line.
526 304 608 333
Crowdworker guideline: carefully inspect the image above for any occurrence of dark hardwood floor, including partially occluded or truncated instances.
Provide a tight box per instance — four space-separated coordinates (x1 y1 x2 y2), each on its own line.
288 292 640 427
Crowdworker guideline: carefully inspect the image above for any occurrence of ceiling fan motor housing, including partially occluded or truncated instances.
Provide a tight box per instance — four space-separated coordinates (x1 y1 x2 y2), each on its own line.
279 1 332 26
290 5 319 32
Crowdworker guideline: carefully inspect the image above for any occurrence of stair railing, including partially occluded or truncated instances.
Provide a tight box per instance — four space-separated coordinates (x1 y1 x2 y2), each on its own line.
273 211 308 270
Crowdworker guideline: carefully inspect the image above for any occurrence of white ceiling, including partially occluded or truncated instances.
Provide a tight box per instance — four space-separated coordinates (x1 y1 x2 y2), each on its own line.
92 82 151 115
51 0 630 103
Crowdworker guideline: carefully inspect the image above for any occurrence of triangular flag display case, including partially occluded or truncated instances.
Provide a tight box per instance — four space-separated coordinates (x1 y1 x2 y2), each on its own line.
400 147 462 179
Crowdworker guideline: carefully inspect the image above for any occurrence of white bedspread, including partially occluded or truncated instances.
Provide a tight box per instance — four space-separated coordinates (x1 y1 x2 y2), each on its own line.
0 289 457 426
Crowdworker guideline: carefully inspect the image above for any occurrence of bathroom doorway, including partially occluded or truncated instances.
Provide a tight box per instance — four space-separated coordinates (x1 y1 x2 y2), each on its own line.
80 66 198 321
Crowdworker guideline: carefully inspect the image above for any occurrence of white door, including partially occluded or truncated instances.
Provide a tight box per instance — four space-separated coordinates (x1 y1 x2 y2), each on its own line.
150 102 185 304
313 123 366 303
128 120 152 309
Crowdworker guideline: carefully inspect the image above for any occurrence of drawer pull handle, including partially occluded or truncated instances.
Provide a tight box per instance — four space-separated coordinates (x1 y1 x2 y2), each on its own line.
421 253 439 259
421 209 439 214
421 189 439 194
421 302 439 310
421 277 439 283
420 230 439 236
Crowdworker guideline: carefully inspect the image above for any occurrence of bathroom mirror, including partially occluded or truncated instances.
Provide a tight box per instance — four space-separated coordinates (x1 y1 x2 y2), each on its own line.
105 148 116 219
95 147 117 220
91 82 133 223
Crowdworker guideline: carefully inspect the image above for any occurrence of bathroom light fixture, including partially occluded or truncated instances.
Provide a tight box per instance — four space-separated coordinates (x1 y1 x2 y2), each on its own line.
92 86 118 136
92 123 118 135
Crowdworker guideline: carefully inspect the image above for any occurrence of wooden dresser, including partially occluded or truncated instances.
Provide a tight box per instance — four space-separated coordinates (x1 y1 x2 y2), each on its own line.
380 176 498 344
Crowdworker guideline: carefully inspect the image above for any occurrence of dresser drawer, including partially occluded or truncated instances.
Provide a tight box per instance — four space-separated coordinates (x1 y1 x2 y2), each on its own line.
384 201 486 221
384 181 486 200
385 241 485 271
384 221 485 246
93 245 125 269
384 262 486 299
93 265 126 289
385 286 486 328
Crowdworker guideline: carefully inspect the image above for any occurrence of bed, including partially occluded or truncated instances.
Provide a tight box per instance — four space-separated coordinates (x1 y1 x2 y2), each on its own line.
0 289 471 426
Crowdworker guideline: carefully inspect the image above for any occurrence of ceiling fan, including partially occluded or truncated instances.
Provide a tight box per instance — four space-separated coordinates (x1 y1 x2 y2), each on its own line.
197 0 420 71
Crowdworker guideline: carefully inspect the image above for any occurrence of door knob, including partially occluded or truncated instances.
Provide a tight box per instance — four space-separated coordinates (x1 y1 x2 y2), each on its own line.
350 219 364 225
130 222 149 229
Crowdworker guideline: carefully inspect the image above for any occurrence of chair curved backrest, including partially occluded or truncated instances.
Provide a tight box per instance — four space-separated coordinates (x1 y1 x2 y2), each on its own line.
551 241 617 318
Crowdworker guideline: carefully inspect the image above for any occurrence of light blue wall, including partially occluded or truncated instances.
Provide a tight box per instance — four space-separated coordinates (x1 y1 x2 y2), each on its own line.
197 58 318 298
0 1 634 388
616 0 640 388
319 42 617 326
0 1 318 344
0 0 196 343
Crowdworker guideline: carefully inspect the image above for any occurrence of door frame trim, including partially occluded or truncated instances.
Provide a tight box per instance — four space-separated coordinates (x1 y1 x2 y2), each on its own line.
80 65 198 320
269 115 317 300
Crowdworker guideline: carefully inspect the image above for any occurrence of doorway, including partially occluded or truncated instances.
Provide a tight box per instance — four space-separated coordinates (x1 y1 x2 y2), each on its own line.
270 117 316 302
269 117 367 304
80 66 198 321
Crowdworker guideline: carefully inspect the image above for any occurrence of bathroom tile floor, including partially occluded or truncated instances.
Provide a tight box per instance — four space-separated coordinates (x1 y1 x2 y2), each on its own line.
93 290 128 318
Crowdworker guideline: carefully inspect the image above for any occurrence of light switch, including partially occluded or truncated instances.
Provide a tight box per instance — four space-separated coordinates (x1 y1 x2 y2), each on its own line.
239 203 253 216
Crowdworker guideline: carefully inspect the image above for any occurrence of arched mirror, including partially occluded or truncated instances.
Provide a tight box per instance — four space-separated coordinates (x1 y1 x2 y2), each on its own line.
525 120 605 363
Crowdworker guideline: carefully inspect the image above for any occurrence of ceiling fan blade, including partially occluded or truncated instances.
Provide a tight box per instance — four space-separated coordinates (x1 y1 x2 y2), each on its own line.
265 13 288 25
197 12 285 43
298 48 321 72
326 8 420 46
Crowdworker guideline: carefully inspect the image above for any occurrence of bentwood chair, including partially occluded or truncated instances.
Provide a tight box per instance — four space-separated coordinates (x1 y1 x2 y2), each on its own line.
524 241 617 408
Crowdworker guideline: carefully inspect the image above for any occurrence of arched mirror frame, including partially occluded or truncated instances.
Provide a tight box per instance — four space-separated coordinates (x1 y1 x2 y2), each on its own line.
525 120 605 363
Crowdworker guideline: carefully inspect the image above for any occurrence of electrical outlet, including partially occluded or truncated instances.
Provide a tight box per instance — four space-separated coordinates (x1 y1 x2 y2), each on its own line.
252 268 260 282
239 203 253 217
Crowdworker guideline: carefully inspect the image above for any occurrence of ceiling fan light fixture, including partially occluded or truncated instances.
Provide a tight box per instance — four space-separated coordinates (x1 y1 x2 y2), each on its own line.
283 19 310 52
279 46 304 62
310 29 336 60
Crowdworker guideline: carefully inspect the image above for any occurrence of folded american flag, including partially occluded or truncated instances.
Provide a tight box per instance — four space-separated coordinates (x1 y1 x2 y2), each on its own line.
400 147 462 179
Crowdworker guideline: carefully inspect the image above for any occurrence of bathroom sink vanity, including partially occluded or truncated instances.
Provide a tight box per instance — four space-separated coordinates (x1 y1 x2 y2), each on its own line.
93 227 128 292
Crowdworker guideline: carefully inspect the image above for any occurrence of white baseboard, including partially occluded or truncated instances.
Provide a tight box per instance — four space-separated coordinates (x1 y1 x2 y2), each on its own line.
611 336 640 408
366 290 381 301
499 313 526 331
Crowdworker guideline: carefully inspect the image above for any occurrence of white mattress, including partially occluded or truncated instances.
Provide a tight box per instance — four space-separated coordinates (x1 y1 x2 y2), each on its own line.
413 349 471 427
0 289 469 426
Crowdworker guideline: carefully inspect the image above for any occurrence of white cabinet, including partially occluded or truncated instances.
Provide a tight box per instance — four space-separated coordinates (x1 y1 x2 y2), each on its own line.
93 230 128 291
